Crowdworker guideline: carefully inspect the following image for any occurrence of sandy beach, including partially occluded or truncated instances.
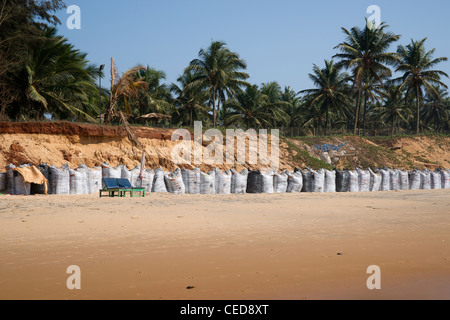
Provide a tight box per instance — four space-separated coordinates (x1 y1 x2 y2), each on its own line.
0 189 449 300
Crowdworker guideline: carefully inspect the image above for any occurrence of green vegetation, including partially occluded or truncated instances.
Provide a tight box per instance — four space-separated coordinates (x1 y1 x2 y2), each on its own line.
0 1 449 136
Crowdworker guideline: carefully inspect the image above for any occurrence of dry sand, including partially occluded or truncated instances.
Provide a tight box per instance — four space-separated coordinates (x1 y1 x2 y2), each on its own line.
0 189 449 300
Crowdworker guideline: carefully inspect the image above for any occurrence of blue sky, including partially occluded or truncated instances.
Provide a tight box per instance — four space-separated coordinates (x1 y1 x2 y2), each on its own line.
55 0 450 93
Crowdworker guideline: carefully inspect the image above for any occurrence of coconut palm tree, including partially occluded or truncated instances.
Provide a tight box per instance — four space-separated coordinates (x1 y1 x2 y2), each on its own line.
394 38 449 134
333 20 400 134
300 60 350 136
171 69 210 126
422 86 449 131
13 27 99 121
225 85 272 129
104 58 147 125
132 66 174 119
259 81 291 127
373 85 410 135
185 40 250 127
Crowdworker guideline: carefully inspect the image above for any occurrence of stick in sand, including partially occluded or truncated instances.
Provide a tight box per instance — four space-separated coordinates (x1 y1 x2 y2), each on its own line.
138 151 145 188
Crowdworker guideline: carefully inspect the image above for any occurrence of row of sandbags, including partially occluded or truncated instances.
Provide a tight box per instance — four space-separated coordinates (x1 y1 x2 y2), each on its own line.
1 162 450 195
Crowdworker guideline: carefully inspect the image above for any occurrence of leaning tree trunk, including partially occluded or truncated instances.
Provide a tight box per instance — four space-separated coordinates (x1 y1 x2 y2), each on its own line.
212 88 216 127
362 94 368 136
353 88 362 135
416 85 420 135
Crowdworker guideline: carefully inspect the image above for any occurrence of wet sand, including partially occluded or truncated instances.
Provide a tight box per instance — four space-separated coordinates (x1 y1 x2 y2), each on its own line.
0 189 449 300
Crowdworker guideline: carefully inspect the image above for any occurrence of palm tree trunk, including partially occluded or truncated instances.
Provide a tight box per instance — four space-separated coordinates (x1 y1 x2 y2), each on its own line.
353 88 362 135
212 88 216 127
391 116 395 136
363 94 367 136
325 103 329 136
416 85 420 135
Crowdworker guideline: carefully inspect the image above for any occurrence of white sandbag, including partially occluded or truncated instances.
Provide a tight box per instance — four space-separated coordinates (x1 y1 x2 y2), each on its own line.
246 170 262 193
379 168 391 191
389 169 401 191
230 169 247 194
286 171 303 193
69 168 87 194
399 170 409 190
14 176 31 195
49 164 70 195
323 169 336 193
119 164 131 181
409 169 421 190
0 172 6 191
300 169 313 192
101 162 121 180
273 171 288 193
348 170 359 192
200 170 215 194
182 168 201 194
139 169 154 192
441 169 450 189
152 167 167 192
14 165 32 195
164 168 185 194
214 168 231 194
357 168 370 192
78 164 102 194
311 169 324 192
89 166 103 193
368 168 381 192
128 165 141 188
430 170 441 189
336 169 349 192
5 163 15 194
420 169 431 190
260 171 274 194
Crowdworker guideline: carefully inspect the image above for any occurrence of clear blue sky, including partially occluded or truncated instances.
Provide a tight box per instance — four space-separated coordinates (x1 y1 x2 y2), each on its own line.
55 0 450 93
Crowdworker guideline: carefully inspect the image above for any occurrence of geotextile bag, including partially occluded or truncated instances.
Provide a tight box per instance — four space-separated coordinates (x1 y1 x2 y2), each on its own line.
357 168 370 192
230 169 247 194
182 168 201 194
273 171 288 193
152 167 168 192
286 171 303 193
164 168 185 194
200 170 216 194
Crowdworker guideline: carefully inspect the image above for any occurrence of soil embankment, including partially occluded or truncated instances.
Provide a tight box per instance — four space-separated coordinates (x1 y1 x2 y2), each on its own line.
0 121 448 171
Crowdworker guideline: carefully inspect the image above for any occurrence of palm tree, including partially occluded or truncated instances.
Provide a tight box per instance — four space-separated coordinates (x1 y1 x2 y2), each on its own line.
185 41 250 127
394 38 449 134
373 85 410 135
104 58 147 125
259 81 291 127
13 27 99 121
225 85 272 129
300 60 350 136
422 86 449 131
132 66 174 119
171 69 210 126
333 20 400 134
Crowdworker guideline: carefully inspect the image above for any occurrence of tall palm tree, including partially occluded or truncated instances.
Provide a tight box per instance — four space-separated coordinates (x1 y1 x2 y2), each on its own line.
300 60 350 136
170 69 210 126
422 86 449 131
14 27 99 121
185 40 250 127
333 20 400 134
259 81 291 127
104 58 147 124
373 85 410 135
394 38 448 134
132 66 173 118
225 85 272 129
